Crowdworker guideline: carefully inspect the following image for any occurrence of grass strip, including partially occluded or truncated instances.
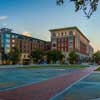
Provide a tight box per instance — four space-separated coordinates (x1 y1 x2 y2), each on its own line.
17 64 88 69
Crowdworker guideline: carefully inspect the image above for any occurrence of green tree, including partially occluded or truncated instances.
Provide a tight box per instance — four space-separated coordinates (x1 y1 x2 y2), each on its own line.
56 0 99 18
46 50 64 63
94 50 100 63
31 48 44 63
9 47 21 64
68 51 79 64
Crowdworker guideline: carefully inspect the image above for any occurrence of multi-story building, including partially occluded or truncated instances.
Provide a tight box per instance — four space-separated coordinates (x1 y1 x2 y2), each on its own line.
0 28 50 64
49 26 93 62
0 27 94 64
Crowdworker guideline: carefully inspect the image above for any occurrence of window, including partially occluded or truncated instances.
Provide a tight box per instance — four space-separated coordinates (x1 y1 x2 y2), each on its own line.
12 35 15 38
61 48 64 52
75 34 80 49
69 41 73 45
1 43 4 47
68 36 73 40
61 43 64 47
56 33 59 37
61 38 63 42
58 44 60 47
16 35 18 38
35 40 37 43
62 38 66 43
1 34 6 39
52 43 56 47
6 44 10 48
12 39 15 43
69 31 73 36
58 33 60 37
6 34 10 39
65 32 67 36
58 38 60 42
5 47 10 53
6 39 10 43
63 32 65 36
52 32 56 37
52 38 56 42
12 44 15 47
68 31 73 42
61 32 63 36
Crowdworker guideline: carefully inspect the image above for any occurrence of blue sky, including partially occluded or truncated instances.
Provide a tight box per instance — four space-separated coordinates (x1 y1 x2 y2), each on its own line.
0 0 100 51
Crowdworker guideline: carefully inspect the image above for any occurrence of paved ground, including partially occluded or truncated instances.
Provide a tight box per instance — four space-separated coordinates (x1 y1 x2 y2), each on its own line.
53 71 100 100
0 66 97 100
0 68 80 91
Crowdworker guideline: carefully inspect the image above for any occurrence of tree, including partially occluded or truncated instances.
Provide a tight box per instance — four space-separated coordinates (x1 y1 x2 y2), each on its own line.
8 47 21 64
94 50 100 63
68 51 79 64
31 48 44 63
46 50 64 63
1 53 9 64
56 0 99 18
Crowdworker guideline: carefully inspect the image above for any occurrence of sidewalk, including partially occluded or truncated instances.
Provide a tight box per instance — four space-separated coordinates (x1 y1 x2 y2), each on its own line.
0 66 98 100
0 64 61 69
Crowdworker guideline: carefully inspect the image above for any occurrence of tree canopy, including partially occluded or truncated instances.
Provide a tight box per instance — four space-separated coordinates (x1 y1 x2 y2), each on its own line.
8 47 21 64
56 0 99 18
46 50 64 63
68 51 79 64
31 48 44 62
94 50 100 63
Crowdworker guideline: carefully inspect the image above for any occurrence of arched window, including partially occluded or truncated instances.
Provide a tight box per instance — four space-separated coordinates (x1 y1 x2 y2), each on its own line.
69 31 73 36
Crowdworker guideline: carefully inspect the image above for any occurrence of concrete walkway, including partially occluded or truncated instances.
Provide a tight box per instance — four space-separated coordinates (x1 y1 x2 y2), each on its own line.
0 66 98 100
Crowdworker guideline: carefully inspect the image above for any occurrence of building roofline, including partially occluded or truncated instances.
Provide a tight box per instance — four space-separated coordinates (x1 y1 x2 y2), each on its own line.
89 44 94 48
13 33 50 42
49 26 90 42
0 28 49 42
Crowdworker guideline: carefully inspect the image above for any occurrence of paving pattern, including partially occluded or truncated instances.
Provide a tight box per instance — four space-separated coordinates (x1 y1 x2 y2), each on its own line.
0 68 80 91
0 66 97 100
53 72 100 100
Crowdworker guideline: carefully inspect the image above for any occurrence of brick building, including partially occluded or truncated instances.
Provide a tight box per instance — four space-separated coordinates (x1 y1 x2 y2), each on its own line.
0 28 50 64
0 27 94 64
49 26 94 62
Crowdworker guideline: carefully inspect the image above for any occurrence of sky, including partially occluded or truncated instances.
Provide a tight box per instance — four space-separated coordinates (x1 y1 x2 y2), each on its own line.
0 0 100 51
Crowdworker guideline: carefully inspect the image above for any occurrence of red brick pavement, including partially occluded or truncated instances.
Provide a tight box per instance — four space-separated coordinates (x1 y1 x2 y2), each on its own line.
0 67 97 100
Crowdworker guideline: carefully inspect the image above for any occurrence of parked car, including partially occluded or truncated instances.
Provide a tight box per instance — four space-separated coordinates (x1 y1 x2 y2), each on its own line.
38 60 48 64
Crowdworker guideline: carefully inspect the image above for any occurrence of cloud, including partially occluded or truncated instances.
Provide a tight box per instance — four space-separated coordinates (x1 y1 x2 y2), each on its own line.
3 23 7 26
0 16 8 20
22 32 31 37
